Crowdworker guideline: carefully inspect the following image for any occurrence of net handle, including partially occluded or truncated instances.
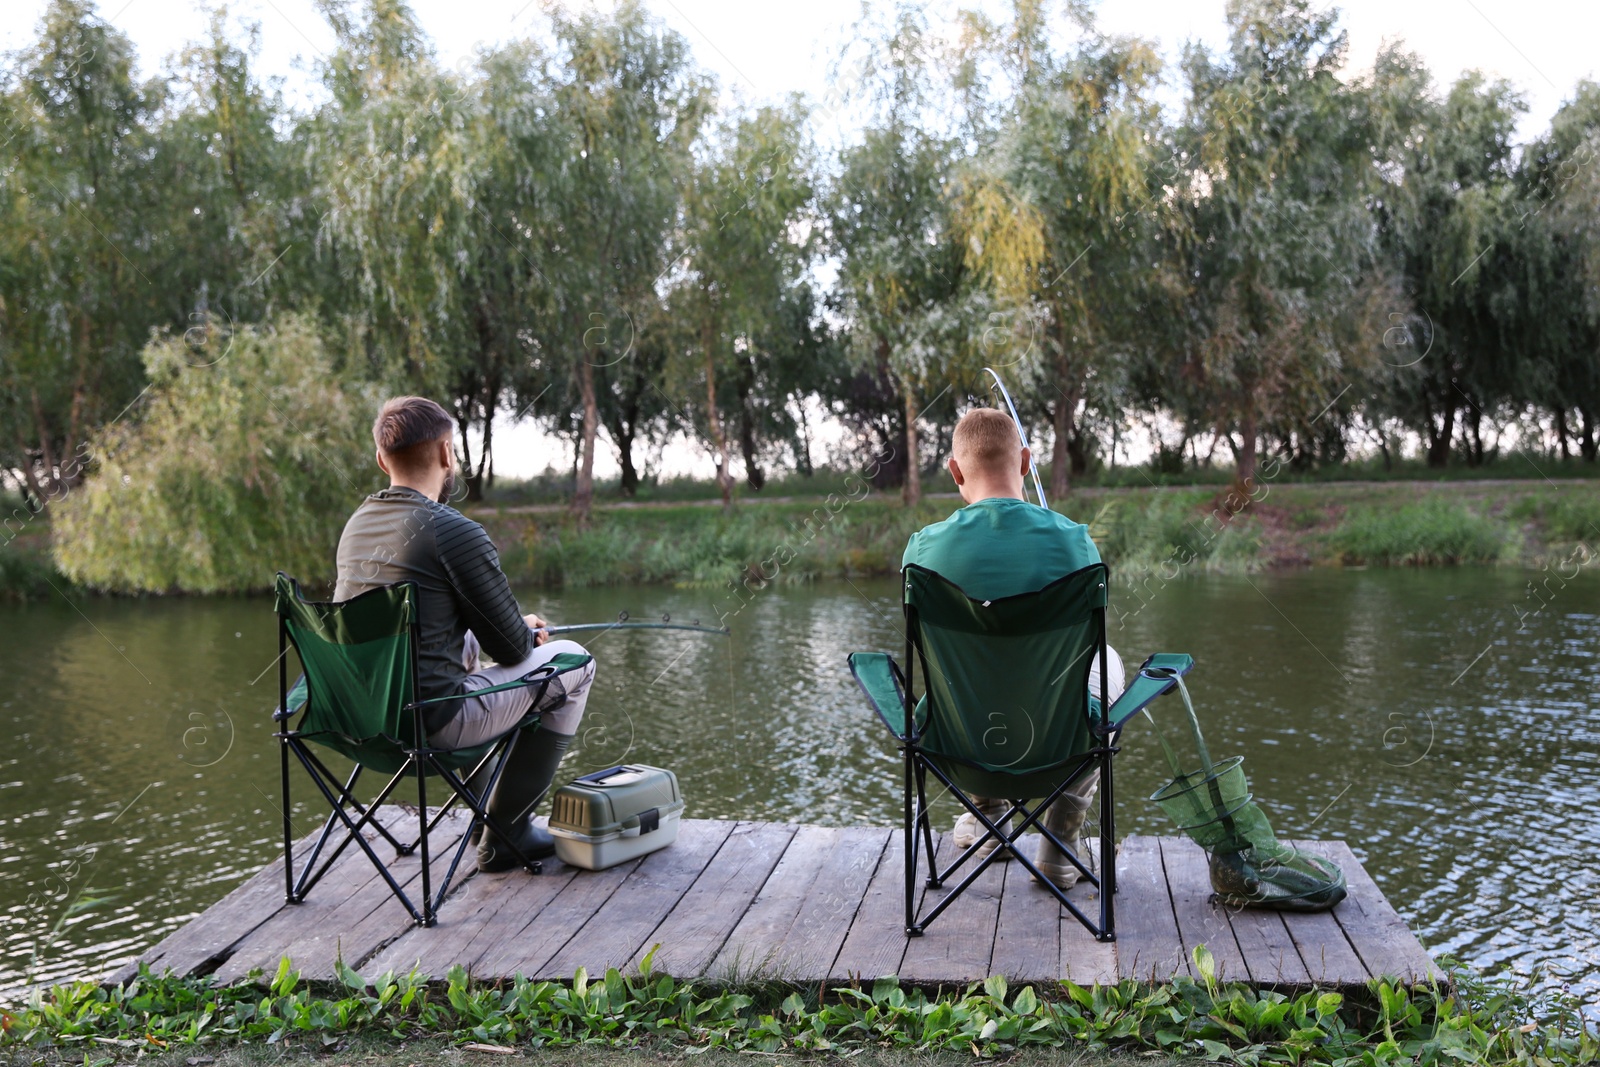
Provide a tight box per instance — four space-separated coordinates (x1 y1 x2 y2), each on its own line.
1138 668 1213 780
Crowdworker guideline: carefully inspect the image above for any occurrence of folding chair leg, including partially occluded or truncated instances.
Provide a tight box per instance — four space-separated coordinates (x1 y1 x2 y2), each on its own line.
915 762 938 889
417 760 434 927
1098 745 1116 942
279 728 295 905
903 742 922 936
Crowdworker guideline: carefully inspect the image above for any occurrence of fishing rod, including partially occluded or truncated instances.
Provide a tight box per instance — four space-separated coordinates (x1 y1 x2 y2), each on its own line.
540 611 729 638
982 366 1048 509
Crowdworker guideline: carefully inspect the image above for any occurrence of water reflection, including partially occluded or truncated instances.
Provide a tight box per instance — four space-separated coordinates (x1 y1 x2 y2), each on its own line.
0 569 1595 1003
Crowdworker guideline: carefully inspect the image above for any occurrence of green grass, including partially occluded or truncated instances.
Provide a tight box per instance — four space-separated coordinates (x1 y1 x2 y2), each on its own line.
1506 492 1600 543
19 1038 1134 1067
1329 498 1512 565
2 954 1595 1066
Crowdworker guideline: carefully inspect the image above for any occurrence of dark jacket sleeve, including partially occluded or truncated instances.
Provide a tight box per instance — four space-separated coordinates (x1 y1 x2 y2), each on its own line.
434 509 534 666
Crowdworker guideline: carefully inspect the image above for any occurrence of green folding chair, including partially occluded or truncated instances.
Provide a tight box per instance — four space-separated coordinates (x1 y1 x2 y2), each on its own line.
273 573 592 927
848 562 1193 941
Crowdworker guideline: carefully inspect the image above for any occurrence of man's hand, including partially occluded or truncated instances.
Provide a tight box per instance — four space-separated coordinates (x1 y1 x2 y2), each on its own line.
523 613 551 646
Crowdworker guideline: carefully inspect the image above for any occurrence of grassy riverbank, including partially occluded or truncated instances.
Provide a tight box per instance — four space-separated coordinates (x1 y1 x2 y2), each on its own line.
5 479 1596 600
478 479 1599 591
1 957 1595 1066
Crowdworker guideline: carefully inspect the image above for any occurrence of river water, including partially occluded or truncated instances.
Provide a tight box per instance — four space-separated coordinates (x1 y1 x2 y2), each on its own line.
1 568 1596 1004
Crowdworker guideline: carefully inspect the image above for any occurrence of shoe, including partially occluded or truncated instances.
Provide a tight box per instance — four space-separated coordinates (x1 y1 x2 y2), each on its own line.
1033 780 1097 889
952 797 1011 861
476 728 574 873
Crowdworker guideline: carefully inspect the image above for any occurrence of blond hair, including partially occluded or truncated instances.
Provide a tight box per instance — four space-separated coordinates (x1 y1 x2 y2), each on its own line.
952 408 1021 474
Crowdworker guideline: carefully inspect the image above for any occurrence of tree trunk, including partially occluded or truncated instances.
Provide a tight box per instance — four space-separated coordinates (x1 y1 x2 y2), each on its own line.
793 393 814 477
602 397 641 497
1464 403 1484 467
902 381 921 507
454 407 478 502
1049 327 1075 499
572 349 600 524
1050 393 1073 500
1555 408 1572 459
1236 401 1258 486
703 320 734 513
1067 432 1091 478
1426 395 1455 468
1581 409 1598 463
736 362 764 491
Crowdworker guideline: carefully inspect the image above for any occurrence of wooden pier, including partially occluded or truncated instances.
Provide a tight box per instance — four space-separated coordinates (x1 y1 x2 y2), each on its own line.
110 813 1436 990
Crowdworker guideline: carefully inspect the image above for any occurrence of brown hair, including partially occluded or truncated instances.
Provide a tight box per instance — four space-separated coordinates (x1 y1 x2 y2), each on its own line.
373 396 453 473
952 407 1021 473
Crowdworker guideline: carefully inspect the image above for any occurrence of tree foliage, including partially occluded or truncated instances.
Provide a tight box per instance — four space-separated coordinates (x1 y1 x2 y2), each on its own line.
6 0 1600 569
52 315 380 593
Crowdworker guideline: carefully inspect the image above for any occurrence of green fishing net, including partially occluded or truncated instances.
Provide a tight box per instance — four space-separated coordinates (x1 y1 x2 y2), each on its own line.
1143 675 1346 912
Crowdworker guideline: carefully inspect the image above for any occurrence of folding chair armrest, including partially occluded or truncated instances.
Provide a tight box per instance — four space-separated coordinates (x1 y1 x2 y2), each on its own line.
848 651 913 739
275 673 309 722
1101 652 1195 731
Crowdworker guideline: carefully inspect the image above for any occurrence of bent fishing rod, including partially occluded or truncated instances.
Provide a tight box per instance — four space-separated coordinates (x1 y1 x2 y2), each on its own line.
539 611 729 638
982 366 1048 509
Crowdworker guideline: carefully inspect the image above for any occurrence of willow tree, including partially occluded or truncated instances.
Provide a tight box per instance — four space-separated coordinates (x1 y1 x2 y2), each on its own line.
305 0 495 487
954 4 1173 494
534 1 710 521
1517 81 1600 460
1180 0 1380 484
0 0 159 508
829 3 971 506
1372 58 1526 466
676 100 814 509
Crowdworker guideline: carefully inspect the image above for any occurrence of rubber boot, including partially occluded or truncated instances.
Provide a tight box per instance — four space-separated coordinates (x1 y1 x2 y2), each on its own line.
476 729 574 873
951 796 1012 861
1034 778 1097 889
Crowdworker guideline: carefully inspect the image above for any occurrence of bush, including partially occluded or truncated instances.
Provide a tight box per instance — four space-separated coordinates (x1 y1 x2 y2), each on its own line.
52 315 382 594
1330 497 1508 565
1508 491 1600 544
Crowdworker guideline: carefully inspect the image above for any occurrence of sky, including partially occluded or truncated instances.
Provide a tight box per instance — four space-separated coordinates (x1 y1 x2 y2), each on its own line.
6 0 1597 479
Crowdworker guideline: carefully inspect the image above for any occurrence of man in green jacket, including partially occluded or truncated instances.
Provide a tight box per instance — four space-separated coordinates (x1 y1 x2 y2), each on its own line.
335 396 594 873
902 407 1125 888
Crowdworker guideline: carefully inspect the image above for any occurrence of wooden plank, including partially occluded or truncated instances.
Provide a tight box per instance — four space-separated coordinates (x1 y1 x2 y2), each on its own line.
707 825 843 981
445 864 585 978
989 836 1060 985
770 826 889 980
213 811 471 984
1112 835 1189 982
1299 840 1437 984
535 820 736 979
828 829 910 982
1224 904 1315 987
1209 838 1363 991
633 822 796 979
105 826 328 984
897 832 1006 986
362 818 575 978
476 855 647 979
1161 837 1250 984
1055 837 1118 987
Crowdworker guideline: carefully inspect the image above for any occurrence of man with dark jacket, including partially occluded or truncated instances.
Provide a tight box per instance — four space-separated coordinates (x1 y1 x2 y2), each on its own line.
334 396 594 872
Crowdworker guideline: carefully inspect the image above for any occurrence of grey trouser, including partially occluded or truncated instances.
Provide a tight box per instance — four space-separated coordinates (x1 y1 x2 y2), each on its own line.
429 632 596 749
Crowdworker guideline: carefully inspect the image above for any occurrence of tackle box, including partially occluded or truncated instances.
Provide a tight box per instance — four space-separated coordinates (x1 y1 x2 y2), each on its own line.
548 764 684 871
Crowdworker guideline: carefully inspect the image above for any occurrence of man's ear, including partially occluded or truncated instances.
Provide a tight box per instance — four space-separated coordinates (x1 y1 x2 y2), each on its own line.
947 456 964 485
438 437 453 470
376 449 391 478
1019 446 1031 478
